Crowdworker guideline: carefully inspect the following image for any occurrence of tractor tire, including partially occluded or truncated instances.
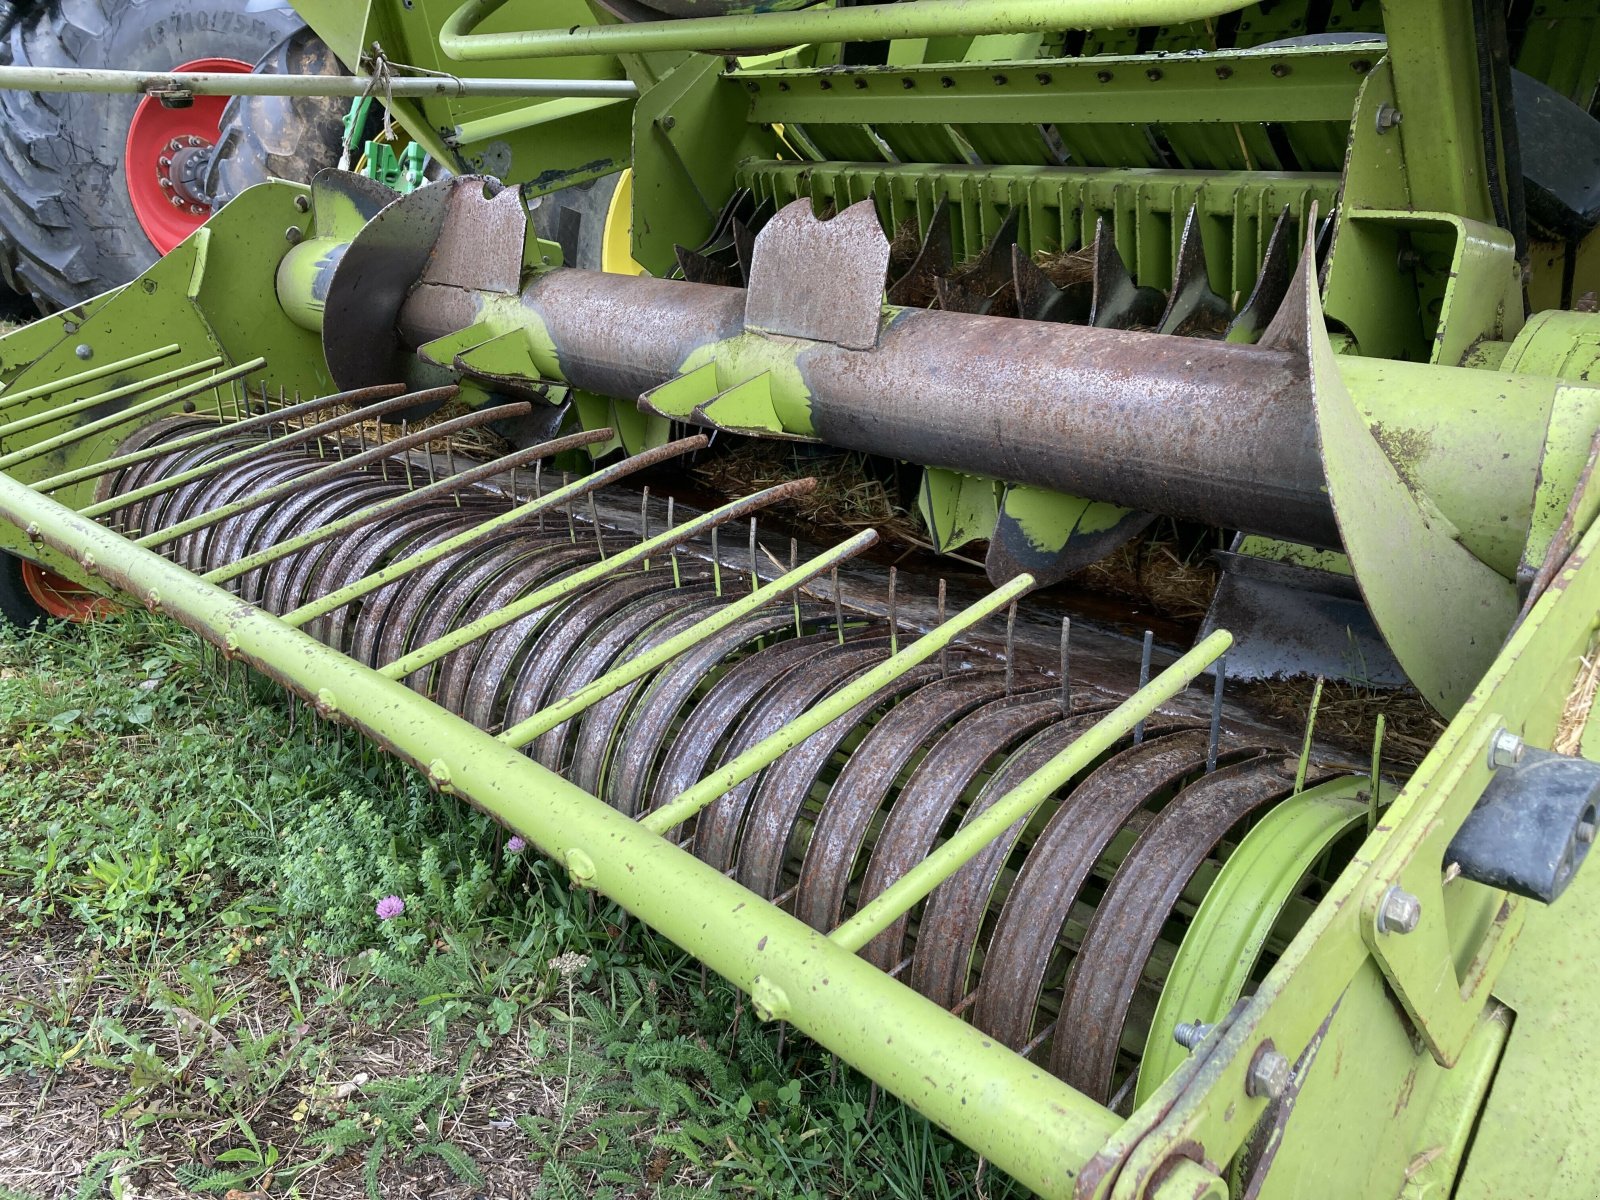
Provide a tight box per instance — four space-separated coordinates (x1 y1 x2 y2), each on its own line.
0 552 45 630
0 0 302 312
205 24 348 208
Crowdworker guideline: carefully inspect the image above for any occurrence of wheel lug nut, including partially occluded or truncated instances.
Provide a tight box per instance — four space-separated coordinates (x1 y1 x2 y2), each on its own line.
170 196 185 208
158 156 171 168
158 178 172 188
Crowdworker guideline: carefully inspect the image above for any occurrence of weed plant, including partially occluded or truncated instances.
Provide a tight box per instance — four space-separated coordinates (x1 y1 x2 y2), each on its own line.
0 611 1017 1198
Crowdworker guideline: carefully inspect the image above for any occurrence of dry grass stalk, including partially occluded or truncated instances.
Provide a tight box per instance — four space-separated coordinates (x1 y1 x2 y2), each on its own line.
1238 677 1445 771
1069 535 1220 620
1555 644 1600 756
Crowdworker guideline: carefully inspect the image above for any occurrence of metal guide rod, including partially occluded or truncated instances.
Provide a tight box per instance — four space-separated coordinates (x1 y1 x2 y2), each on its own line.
0 355 225 441
34 382 409 493
827 630 1233 954
441 0 1257 60
0 358 264 473
79 385 452 520
0 469 1123 1198
0 65 638 100
283 434 708 629
641 572 1038 836
495 530 879 750
0 343 181 415
378 476 815 679
134 401 531 550
202 428 615 586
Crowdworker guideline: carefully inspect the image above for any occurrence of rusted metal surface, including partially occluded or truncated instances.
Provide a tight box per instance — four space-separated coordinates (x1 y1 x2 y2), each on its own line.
745 200 893 350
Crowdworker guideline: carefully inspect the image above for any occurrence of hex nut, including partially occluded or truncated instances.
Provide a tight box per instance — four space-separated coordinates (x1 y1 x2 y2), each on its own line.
1488 727 1525 770
1378 885 1422 934
1245 1045 1291 1100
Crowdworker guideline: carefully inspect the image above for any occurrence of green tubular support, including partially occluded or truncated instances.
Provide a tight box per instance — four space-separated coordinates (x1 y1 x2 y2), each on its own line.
202 430 614 587
0 356 223 441
0 359 263 474
376 476 819 680
827 630 1233 955
281 435 707 630
494 530 880 751
640 571 1038 836
440 0 1259 61
1135 778 1370 1106
0 343 181 416
77 386 439 523
0 468 1123 1199
131 401 533 551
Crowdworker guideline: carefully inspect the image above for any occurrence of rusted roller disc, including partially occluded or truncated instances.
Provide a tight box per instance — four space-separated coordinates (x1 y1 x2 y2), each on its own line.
1051 752 1301 1101
174 455 339 572
793 670 1014 935
735 663 942 902
97 431 254 530
971 729 1215 1053
358 531 583 681
145 452 312 566
645 626 883 823
854 689 1063 973
692 638 894 875
526 588 729 773
605 606 838 818
223 476 410 602
484 572 714 734
428 539 636 709
299 507 491 650
908 706 1117 1011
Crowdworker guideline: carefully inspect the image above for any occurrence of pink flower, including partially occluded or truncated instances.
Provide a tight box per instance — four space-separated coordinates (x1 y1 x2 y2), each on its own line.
375 895 405 921
506 836 526 855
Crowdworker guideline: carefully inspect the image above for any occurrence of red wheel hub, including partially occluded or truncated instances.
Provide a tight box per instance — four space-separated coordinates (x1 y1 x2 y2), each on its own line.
124 56 252 254
20 561 116 622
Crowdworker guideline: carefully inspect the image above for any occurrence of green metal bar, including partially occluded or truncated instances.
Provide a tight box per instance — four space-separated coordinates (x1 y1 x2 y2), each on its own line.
0 355 224 440
201 428 615 586
641 572 1037 836
0 358 263 473
0 343 181 415
441 0 1256 61
0 467 1120 1199
378 476 815 680
281 434 707 630
133 401 532 550
31 383 408 494
495 530 878 751
0 65 637 100
828 630 1233 955
78 385 451 521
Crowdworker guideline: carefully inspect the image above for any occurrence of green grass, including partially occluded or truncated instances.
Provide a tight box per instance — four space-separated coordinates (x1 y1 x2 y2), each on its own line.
0 611 1019 1199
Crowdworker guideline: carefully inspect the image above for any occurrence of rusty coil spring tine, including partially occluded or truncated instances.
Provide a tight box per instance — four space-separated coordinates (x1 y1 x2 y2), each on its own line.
528 589 728 773
227 477 412 603
853 690 1064 974
604 606 838 817
359 531 571 673
299 508 485 648
1051 752 1298 1102
428 542 630 708
791 670 1018 935
735 665 942 903
566 603 816 799
908 708 1114 1012
486 576 713 739
971 730 1215 1053
693 638 896 875
645 626 880 823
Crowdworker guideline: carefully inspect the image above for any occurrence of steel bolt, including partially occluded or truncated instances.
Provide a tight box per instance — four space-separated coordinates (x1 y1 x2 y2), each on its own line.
1173 1021 1212 1050
74 344 91 360
1377 885 1422 934
158 177 173 189
1488 727 1525 769
1579 820 1596 845
169 196 184 208
1375 104 1404 133
158 155 171 168
1245 1045 1291 1100
285 226 303 244
189 205 204 215
293 194 311 213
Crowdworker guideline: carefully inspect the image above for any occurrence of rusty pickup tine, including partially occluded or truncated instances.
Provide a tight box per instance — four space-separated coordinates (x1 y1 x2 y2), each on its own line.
79 386 458 522
33 382 411 493
131 400 534 550
202 427 616 586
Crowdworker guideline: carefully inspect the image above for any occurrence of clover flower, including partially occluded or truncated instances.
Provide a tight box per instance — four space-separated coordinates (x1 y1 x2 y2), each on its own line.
375 895 405 921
